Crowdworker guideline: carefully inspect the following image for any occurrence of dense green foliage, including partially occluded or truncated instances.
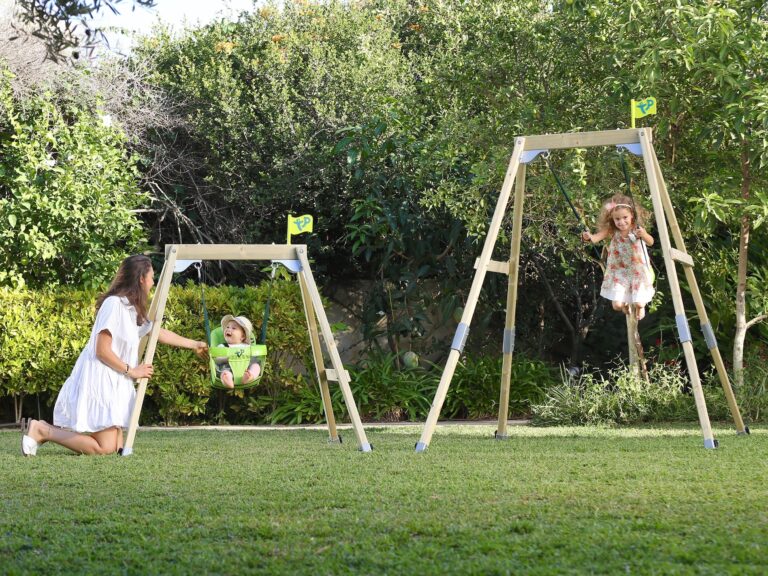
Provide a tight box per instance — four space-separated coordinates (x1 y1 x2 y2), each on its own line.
128 0 768 366
2 0 768 420
0 283 558 425
2 426 766 574
0 69 147 289
0 281 313 425
531 363 718 426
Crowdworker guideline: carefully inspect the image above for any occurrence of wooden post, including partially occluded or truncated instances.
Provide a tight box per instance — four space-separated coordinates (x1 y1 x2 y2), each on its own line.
639 129 717 448
649 149 747 434
296 248 372 452
122 245 178 456
298 272 340 443
416 138 526 452
496 162 527 439
627 313 639 373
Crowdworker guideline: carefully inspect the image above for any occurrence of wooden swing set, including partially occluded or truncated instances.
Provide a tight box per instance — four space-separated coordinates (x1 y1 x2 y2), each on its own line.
120 243 372 456
415 128 748 452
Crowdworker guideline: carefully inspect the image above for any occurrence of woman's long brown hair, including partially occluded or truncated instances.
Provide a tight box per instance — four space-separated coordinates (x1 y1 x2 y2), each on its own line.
95 255 153 325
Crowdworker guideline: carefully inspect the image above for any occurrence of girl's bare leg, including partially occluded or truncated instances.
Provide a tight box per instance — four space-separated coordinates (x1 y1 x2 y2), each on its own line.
636 304 646 320
612 301 629 314
27 419 121 455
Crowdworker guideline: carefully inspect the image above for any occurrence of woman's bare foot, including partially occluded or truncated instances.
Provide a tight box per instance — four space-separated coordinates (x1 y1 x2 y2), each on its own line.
27 419 48 445
221 372 235 388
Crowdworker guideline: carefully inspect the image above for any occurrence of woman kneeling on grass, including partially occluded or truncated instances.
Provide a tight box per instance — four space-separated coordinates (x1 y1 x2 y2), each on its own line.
21 255 208 456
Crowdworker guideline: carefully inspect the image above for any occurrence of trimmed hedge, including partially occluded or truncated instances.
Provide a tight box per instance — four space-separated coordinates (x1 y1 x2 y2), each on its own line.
1 282 562 426
1 280 315 425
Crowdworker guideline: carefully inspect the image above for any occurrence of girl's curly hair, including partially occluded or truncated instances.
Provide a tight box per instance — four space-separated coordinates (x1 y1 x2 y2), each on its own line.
597 194 651 234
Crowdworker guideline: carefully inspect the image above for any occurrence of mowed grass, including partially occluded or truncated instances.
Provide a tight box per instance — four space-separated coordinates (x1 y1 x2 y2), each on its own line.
1 423 766 575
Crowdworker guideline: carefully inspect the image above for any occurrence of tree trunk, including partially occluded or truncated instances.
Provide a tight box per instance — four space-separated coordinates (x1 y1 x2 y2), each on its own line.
732 141 751 388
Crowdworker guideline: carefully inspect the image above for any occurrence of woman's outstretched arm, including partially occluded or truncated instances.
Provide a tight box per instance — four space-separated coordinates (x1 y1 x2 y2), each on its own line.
158 328 208 358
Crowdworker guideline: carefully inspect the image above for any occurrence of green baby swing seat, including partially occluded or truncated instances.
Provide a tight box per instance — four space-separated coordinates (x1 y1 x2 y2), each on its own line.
208 326 267 390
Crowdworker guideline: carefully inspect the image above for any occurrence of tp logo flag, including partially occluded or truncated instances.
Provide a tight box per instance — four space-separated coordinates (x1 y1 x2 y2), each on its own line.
287 214 313 244
631 97 657 127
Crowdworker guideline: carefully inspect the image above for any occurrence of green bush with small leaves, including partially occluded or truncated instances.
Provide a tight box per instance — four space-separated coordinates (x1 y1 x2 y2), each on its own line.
529 362 753 427
0 280 317 425
0 69 148 289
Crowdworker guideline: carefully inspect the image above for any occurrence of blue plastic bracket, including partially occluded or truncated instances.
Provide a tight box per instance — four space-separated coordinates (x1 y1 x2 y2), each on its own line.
173 259 201 273
617 143 643 156
675 314 692 343
273 259 302 274
521 149 548 164
503 327 515 354
701 323 718 350
451 323 470 353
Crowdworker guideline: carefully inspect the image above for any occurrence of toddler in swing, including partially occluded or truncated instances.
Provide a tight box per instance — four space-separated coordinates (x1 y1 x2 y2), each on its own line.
582 194 655 320
215 315 262 388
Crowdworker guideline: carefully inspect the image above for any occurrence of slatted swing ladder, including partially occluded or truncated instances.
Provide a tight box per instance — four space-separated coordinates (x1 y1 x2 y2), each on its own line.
120 244 372 456
415 128 749 454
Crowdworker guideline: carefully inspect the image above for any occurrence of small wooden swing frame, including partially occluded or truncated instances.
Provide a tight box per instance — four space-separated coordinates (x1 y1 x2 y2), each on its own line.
121 244 372 455
415 128 748 452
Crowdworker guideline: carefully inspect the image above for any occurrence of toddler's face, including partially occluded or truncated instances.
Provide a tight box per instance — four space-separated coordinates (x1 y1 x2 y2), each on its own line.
224 321 246 344
612 207 634 232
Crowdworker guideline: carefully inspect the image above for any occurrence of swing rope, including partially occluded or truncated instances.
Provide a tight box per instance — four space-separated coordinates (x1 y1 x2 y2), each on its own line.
195 262 211 346
619 150 633 194
542 152 603 262
259 263 278 345
617 151 656 272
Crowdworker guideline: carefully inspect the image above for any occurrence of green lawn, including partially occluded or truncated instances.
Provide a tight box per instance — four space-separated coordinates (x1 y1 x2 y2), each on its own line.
1 423 766 575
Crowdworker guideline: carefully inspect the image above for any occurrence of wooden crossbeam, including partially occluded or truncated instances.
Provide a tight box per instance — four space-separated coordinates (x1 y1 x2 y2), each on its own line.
473 258 510 275
523 129 646 151
670 248 694 267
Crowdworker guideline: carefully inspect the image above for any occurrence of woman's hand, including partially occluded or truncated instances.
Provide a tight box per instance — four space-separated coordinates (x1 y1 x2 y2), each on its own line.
581 231 592 243
128 363 154 380
193 341 209 360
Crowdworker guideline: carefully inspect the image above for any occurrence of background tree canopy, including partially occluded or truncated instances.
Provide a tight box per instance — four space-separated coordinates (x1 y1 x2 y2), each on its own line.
1 0 767 372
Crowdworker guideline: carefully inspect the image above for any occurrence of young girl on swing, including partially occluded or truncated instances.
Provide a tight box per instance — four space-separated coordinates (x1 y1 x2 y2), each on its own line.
582 194 655 320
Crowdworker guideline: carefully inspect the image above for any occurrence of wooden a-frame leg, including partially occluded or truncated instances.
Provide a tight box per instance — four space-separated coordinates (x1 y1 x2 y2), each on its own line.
626 309 648 381
122 246 178 456
496 163 527 439
640 131 717 448
650 150 747 434
296 248 371 452
298 271 340 443
416 138 526 452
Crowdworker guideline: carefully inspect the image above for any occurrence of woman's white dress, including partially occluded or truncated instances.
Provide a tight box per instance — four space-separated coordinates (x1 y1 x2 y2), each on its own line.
54 296 152 432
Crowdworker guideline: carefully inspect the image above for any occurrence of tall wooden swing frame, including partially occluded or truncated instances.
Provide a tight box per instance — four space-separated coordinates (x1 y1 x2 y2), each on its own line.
416 128 749 452
121 244 373 456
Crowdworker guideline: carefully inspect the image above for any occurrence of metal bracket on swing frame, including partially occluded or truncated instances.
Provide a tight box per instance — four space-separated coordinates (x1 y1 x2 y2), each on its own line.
174 259 303 274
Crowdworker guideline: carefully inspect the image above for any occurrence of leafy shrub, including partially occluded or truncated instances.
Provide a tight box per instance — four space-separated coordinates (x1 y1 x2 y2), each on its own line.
0 279 312 425
444 355 560 419
530 362 712 426
710 345 768 425
0 70 147 289
0 286 93 420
